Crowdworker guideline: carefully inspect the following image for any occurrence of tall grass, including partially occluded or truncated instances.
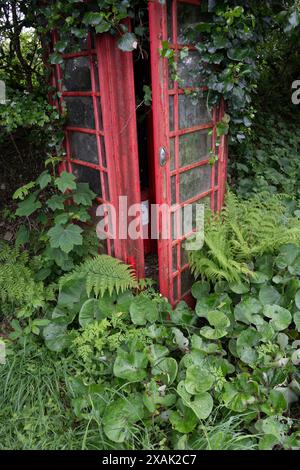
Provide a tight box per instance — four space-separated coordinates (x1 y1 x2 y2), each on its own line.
0 343 258 450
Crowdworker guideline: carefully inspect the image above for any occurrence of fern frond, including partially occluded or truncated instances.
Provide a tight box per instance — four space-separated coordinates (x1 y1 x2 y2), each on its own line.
60 255 138 298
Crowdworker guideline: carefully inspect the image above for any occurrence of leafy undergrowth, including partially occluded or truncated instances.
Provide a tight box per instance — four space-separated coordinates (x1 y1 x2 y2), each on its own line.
230 114 300 199
0 349 257 452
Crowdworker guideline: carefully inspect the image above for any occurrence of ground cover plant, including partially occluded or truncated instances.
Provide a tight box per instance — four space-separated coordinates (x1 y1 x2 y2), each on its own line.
1 0 300 453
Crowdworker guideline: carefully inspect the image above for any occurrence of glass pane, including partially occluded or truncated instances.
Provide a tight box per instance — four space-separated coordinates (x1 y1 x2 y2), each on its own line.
167 0 173 43
177 2 204 45
180 243 189 268
170 138 175 171
182 196 209 235
169 96 175 131
173 276 179 302
179 94 211 129
95 98 103 129
70 132 98 164
72 165 102 197
179 129 212 167
103 172 110 201
181 269 194 296
173 246 178 272
64 57 91 92
178 51 204 88
64 97 95 129
214 161 219 186
92 56 100 91
180 165 212 202
100 136 107 167
171 176 176 205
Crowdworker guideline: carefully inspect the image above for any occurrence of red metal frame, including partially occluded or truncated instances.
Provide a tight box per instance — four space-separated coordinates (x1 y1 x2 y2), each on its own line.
52 30 145 278
51 1 228 304
149 0 228 306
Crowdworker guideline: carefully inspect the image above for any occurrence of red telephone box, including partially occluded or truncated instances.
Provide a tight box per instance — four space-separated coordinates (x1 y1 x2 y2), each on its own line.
52 0 228 306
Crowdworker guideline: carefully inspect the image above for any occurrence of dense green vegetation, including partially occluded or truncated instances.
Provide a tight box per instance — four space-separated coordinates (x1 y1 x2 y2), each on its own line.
1 0 300 452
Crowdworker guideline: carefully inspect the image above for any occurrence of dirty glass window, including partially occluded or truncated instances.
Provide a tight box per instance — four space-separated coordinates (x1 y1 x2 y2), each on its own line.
179 94 211 129
64 57 91 91
180 165 212 202
70 132 98 164
72 164 102 197
64 97 95 129
179 130 212 167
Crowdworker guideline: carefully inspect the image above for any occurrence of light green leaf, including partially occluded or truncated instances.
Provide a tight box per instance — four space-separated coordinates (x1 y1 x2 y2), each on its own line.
47 223 83 253
185 365 214 395
16 193 41 217
79 299 107 327
264 305 292 331
55 171 77 193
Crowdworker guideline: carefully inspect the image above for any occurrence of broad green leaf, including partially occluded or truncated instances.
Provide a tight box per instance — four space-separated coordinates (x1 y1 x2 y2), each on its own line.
79 299 107 327
47 195 66 211
228 282 250 294
295 290 300 310
73 183 96 206
236 329 261 365
169 405 198 434
191 281 210 299
147 344 169 364
264 305 292 331
16 193 41 217
55 171 77 193
275 244 300 269
234 297 262 325
43 323 69 352
47 223 83 253
113 349 148 382
103 395 144 443
15 225 29 247
36 171 51 190
130 295 159 325
207 310 230 329
293 312 300 332
259 286 281 306
185 365 214 395
200 326 228 340
152 357 178 385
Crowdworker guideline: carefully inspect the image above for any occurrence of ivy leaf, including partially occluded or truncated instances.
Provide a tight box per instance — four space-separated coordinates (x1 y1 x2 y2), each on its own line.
16 192 41 217
47 223 83 254
73 183 96 206
118 33 138 52
55 172 77 193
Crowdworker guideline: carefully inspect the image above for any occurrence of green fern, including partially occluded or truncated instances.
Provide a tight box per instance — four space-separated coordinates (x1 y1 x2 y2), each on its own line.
60 255 138 298
189 192 300 284
0 242 45 311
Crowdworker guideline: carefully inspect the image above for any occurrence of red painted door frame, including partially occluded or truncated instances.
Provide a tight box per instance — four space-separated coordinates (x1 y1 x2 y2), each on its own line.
149 0 228 306
52 31 145 279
